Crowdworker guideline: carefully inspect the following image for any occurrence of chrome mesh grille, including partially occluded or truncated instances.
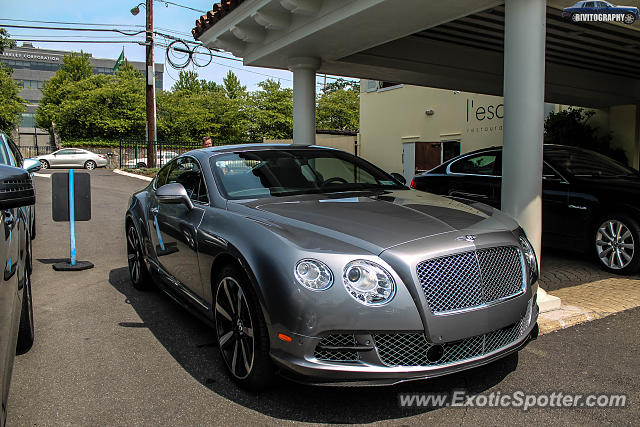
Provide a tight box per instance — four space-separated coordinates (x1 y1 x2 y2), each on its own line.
314 334 359 362
417 246 524 313
373 312 531 367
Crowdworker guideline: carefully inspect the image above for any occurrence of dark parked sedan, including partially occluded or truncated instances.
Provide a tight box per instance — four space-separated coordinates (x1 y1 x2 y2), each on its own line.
126 144 539 390
0 164 36 425
411 144 640 274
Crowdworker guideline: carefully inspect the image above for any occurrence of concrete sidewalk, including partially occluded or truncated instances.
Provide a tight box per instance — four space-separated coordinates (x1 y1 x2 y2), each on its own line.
537 253 640 334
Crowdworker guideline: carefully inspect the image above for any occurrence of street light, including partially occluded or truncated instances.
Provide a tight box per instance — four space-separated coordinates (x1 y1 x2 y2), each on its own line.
130 3 144 16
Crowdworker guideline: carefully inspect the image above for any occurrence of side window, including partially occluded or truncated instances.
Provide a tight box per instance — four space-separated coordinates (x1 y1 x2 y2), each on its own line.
56 149 75 156
449 153 499 176
154 161 173 189
0 135 11 166
7 138 23 167
583 1 595 7
166 157 209 204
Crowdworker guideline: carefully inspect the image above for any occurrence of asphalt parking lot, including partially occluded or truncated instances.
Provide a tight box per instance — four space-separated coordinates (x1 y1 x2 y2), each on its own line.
6 169 639 425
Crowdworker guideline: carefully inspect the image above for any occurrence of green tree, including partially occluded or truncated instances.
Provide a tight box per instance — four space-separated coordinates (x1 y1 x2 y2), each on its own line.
0 67 25 134
247 79 293 140
0 29 25 134
316 79 359 131
36 52 93 129
171 70 202 94
223 71 246 100
544 107 627 164
0 28 16 53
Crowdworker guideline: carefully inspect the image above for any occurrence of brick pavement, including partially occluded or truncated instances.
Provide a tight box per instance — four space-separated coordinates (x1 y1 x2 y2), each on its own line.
537 251 640 334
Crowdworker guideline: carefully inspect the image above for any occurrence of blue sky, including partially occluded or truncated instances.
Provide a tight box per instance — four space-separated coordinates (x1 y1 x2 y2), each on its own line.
1 0 351 90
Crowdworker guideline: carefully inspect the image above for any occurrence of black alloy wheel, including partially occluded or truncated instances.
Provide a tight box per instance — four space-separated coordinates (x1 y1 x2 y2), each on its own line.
126 223 152 290
214 266 274 390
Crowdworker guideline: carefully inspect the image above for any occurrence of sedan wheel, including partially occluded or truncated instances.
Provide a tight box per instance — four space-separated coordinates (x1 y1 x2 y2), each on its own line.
40 160 49 169
595 216 640 274
214 266 274 390
126 224 152 290
623 13 635 24
85 160 97 170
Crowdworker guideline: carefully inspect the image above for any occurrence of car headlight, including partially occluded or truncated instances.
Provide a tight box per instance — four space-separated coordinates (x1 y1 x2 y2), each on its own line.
294 259 333 291
343 260 396 306
519 235 539 284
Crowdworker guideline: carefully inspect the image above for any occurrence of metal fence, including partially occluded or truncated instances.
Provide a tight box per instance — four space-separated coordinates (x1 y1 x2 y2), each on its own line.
19 145 56 158
118 140 258 169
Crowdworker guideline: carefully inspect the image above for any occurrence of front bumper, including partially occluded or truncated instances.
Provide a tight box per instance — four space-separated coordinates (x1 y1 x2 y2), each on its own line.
271 300 539 386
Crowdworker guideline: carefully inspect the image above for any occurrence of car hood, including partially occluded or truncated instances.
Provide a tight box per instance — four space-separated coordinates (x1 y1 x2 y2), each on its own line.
228 189 519 254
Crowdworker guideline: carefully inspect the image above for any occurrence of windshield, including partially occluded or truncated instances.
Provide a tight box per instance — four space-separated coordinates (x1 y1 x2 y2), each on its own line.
545 148 638 178
210 148 406 199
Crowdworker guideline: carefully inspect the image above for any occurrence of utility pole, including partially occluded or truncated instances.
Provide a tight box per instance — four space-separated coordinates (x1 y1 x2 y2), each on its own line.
145 0 156 167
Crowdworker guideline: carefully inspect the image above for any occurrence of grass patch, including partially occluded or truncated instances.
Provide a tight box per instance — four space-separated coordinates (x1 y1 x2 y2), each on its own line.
121 167 159 177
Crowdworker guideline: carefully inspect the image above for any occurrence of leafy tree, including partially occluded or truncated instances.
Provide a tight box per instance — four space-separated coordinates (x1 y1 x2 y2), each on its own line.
223 71 246 99
544 107 627 164
0 29 25 134
316 78 359 131
171 70 202 94
247 79 293 140
0 28 16 53
321 78 359 95
0 66 25 134
36 52 93 129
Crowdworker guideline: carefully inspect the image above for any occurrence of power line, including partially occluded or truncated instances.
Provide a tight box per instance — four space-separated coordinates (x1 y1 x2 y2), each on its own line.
0 18 144 28
156 0 206 13
11 39 144 44
1 24 145 36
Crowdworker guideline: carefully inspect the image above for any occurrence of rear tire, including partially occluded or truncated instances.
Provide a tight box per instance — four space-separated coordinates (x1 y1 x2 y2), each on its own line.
84 160 96 170
214 265 274 391
623 13 635 24
17 266 34 354
39 160 49 169
126 222 153 290
136 162 147 169
594 214 640 274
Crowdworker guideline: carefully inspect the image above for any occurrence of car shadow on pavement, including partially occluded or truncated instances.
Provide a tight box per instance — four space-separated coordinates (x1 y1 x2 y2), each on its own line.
109 266 518 423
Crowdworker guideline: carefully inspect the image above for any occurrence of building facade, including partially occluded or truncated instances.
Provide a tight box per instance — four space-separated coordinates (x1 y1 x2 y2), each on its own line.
359 80 640 184
0 43 164 144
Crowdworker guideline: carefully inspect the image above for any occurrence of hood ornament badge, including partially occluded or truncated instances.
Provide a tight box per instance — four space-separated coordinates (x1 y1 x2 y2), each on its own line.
456 235 477 243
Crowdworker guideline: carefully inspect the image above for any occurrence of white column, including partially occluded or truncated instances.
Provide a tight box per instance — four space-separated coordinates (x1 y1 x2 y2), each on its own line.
288 57 320 145
503 0 560 312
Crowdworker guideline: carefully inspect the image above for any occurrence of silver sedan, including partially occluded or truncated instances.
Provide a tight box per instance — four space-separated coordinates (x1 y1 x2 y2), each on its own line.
125 144 539 390
35 148 108 170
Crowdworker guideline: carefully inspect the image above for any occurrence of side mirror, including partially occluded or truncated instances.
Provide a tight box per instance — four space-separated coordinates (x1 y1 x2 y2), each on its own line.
157 183 193 210
23 158 41 173
0 165 35 209
390 172 407 185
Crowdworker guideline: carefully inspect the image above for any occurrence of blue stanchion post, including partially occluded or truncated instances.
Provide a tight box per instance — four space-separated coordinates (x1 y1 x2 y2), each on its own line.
68 169 76 266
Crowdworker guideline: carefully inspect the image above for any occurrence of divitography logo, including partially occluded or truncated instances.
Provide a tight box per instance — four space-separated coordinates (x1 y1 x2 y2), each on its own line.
562 2 639 25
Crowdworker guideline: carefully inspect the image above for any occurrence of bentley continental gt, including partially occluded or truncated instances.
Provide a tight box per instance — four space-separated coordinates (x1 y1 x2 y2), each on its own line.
125 144 539 389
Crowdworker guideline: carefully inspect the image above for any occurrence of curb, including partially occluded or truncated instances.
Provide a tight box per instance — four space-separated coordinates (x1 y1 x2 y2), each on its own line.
113 169 153 182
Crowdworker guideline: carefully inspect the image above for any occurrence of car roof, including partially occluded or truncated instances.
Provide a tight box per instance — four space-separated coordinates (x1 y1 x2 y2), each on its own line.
185 144 341 160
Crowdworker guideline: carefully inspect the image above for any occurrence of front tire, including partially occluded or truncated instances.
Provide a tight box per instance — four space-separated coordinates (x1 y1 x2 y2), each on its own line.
39 160 49 169
214 265 274 390
623 13 635 24
595 214 640 274
126 222 152 290
136 162 147 169
84 160 96 170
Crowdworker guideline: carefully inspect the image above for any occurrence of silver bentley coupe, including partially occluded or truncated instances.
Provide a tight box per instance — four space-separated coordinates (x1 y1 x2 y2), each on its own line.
125 144 539 390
